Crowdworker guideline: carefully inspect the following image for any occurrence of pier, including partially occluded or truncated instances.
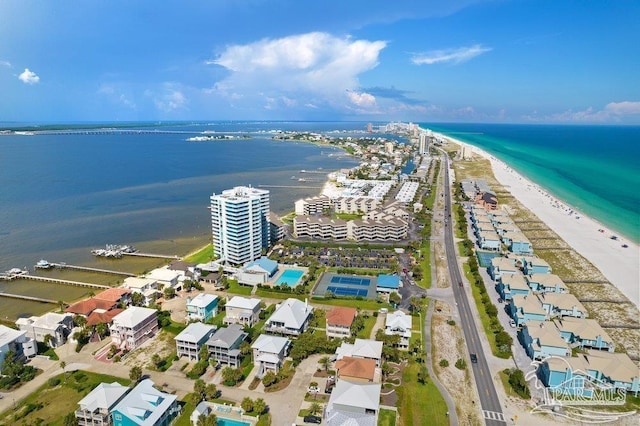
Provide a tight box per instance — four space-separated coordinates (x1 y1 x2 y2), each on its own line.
122 252 179 260
46 262 136 277
11 274 110 289
258 185 322 189
0 292 57 304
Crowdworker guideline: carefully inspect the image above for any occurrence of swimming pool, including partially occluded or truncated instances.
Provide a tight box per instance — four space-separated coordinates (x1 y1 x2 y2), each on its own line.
275 269 304 287
217 418 250 426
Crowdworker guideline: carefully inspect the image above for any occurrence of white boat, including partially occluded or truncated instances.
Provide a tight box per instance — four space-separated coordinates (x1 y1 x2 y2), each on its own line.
35 259 51 269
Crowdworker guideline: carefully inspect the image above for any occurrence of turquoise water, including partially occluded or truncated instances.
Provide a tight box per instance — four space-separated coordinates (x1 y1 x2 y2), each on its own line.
275 269 304 287
217 418 250 426
425 123 640 243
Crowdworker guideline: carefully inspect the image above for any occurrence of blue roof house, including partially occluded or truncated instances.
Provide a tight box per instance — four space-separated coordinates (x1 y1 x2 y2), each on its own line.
499 273 531 301
377 274 400 294
490 257 518 281
519 320 570 360
186 293 219 322
246 257 278 277
509 295 548 327
111 379 180 426
521 256 552 275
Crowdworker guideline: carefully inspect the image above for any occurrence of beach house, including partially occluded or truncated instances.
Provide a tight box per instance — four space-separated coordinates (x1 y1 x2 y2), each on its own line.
109 307 158 351
478 230 501 251
499 273 531 301
527 274 568 294
264 298 313 336
325 380 382 426
145 267 182 291
0 325 36 365
122 277 160 306
335 356 379 383
111 379 180 426
16 312 74 348
251 334 291 376
335 338 383 367
490 257 518 281
185 293 219 322
520 256 552 275
502 231 533 255
326 306 357 338
509 295 548 327
519 320 570 360
205 324 247 368
554 317 614 352
224 296 261 327
174 322 217 361
540 351 640 397
75 382 129 426
539 293 587 319
384 310 412 350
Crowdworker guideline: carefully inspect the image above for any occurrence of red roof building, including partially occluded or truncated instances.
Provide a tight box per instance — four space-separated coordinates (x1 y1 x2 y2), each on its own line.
326 306 357 338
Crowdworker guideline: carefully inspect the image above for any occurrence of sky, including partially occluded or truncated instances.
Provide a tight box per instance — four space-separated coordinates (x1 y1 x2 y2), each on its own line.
1 0 639 124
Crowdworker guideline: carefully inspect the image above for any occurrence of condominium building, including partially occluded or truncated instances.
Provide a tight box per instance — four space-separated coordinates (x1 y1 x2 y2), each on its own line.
210 186 270 265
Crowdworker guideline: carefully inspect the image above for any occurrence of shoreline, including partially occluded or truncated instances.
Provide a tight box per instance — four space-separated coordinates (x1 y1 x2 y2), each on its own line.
437 132 640 307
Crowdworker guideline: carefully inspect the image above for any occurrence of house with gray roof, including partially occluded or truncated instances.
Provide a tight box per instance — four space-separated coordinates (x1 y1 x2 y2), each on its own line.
111 379 179 426
335 338 383 367
75 382 129 426
205 324 247 368
264 298 313 336
251 334 291 376
174 322 217 361
325 380 381 426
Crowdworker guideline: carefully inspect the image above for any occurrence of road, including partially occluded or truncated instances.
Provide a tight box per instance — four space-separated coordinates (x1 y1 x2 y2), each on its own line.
440 153 507 426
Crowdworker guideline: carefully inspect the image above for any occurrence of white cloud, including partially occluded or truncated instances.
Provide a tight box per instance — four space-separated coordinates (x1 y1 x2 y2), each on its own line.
150 84 188 112
207 32 386 113
347 90 376 107
18 68 39 84
98 84 136 109
526 101 640 123
604 101 640 116
0 60 11 67
411 44 491 65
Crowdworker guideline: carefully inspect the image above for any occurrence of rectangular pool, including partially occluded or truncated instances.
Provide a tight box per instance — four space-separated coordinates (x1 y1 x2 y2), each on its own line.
275 269 304 287
217 418 251 426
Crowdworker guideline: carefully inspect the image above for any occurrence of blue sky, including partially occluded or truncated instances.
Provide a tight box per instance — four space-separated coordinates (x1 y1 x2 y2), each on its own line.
1 0 639 123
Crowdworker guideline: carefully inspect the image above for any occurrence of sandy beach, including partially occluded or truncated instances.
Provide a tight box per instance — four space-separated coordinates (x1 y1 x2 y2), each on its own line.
439 133 639 308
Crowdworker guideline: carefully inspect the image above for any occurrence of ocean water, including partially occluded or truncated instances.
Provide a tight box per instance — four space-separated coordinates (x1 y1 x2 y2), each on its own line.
0 121 365 319
425 123 640 243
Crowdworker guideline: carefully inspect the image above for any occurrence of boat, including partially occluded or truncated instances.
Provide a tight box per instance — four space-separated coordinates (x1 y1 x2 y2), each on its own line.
35 259 51 269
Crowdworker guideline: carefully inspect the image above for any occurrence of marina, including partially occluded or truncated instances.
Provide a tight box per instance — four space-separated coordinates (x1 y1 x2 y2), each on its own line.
91 244 179 260
35 260 136 277
0 292 57 304
9 274 110 290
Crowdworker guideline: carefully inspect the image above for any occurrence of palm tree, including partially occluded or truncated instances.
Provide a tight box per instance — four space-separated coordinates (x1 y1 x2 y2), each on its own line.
309 402 321 415
319 356 331 373
60 361 67 383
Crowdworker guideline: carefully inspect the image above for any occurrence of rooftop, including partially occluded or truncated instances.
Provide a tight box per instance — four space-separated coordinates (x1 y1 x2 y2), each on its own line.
111 379 177 425
0 324 27 347
226 296 261 310
78 381 129 413
554 317 612 343
267 298 313 330
187 293 218 308
335 356 377 381
251 334 290 354
376 274 400 289
326 306 357 327
112 307 157 329
94 287 131 303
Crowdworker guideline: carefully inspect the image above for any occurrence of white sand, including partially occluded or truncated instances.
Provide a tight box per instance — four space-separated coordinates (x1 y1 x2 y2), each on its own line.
440 134 639 308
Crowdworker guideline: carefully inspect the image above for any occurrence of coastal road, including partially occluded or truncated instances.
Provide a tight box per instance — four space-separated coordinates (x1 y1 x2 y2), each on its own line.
440 153 506 426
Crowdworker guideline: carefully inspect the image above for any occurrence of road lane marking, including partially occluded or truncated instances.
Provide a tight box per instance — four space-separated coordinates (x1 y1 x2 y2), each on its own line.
483 410 506 422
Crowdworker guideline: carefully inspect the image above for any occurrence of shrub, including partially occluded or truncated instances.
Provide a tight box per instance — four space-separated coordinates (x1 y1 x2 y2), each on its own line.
446 319 456 326
455 358 467 370
508 369 531 399
439 359 449 367
47 377 61 387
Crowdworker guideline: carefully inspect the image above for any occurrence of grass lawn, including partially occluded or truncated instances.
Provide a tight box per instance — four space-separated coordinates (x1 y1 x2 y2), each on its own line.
498 370 519 398
173 400 197 426
417 240 432 289
396 361 448 426
311 297 390 311
356 314 378 339
183 244 214 264
0 370 130 425
463 264 501 357
334 212 363 221
255 288 298 299
227 279 253 295
378 408 397 426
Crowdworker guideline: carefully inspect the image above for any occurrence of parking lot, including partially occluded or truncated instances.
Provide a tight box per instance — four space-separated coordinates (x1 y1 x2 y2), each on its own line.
272 245 398 270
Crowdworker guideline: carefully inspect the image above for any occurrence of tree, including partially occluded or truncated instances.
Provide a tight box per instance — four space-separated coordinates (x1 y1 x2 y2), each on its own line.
43 334 53 348
262 370 277 387
508 369 531 399
319 356 331 372
95 322 109 338
131 292 145 307
197 413 218 426
417 365 429 384
58 300 65 312
239 341 252 356
241 397 254 413
129 366 143 383
221 367 242 386
73 314 87 328
381 362 391 381
194 379 206 400
60 361 67 383
389 292 402 306
164 287 176 299
253 398 267 415
205 383 218 400
309 402 321 415
63 412 77 426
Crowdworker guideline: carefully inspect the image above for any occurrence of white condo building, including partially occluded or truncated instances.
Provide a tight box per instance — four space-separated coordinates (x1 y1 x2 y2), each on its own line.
210 186 270 265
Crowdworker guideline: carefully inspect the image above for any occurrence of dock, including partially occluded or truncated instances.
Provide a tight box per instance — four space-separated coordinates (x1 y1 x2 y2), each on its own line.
11 274 110 289
258 185 322 189
46 262 136 277
0 292 57 304
122 252 179 260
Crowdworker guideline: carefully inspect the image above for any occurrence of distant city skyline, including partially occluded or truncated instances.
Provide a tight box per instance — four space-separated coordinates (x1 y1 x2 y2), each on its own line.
1 0 639 124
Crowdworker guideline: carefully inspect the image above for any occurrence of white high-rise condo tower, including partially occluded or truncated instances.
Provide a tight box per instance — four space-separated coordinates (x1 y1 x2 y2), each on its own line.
210 186 270 265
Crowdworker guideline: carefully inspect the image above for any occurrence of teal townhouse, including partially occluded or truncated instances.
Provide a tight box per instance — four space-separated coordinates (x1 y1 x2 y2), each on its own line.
526 274 569 294
473 222 496 239
185 293 219 322
111 379 180 426
499 273 531 301
478 230 501 251
519 320 570 360
540 351 640 397
494 221 521 237
519 256 552 275
490 257 518 281
501 231 533 255
539 293 587 319
509 294 548 327
470 207 490 225
555 317 615 352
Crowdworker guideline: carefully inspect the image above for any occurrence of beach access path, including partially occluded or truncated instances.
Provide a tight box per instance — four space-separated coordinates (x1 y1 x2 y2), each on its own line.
444 136 639 308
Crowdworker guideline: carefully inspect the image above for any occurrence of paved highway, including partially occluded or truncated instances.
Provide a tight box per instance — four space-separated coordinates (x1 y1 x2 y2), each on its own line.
440 153 507 425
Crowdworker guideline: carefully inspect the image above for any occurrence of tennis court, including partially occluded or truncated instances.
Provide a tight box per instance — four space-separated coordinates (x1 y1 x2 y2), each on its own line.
313 272 378 300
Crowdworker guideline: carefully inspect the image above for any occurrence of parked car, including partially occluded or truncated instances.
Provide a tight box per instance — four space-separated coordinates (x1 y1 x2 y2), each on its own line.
509 319 516 328
308 385 319 393
470 353 478 363
304 415 322 424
